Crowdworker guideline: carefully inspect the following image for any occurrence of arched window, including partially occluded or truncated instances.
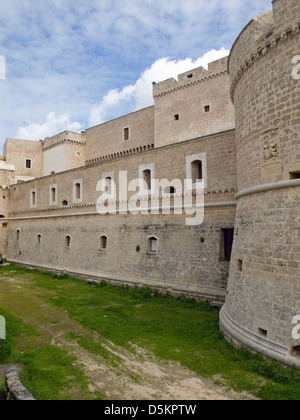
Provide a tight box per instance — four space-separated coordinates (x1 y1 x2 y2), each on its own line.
191 160 203 184
148 237 158 253
100 236 108 250
75 183 81 200
65 235 71 248
164 186 176 195
143 169 152 191
0 215 5 219
37 234 42 245
31 190 36 207
62 200 68 206
105 177 112 194
73 179 83 203
51 188 56 203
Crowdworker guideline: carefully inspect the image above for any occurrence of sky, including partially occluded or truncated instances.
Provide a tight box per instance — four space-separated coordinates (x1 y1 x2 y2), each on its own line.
0 0 272 149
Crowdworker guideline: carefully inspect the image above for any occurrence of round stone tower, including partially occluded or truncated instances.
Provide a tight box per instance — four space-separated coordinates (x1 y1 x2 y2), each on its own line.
220 0 300 367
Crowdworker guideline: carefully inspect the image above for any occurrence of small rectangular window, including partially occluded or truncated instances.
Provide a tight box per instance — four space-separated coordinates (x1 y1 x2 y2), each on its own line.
50 185 57 206
220 229 234 262
26 159 32 169
31 190 36 207
143 169 152 191
75 183 81 200
65 236 71 248
204 105 210 113
289 171 300 180
174 114 179 121
124 127 130 141
73 179 83 203
100 236 107 250
258 328 268 338
149 237 158 253
238 259 243 272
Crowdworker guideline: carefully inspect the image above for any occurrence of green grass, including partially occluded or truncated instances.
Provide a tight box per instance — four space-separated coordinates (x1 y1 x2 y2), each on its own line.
0 306 103 400
1 264 300 400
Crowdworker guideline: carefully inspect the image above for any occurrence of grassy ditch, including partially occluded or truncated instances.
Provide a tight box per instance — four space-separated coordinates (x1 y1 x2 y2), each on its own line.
0 264 300 400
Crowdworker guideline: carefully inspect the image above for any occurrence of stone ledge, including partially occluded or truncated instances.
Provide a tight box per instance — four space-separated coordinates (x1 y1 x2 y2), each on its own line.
8 259 227 306
220 307 300 369
5 365 35 401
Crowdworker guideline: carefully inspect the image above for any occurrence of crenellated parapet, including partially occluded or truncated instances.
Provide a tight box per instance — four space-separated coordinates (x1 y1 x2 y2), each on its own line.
153 57 228 98
42 131 86 152
229 3 300 103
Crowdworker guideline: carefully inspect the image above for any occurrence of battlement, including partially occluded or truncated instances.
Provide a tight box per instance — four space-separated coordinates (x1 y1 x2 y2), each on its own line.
153 57 228 98
42 131 86 151
229 0 300 102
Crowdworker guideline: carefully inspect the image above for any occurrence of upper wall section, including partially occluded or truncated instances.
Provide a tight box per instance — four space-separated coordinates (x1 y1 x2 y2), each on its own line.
229 0 300 103
4 138 43 182
85 106 154 163
41 131 86 176
153 57 235 148
228 0 300 190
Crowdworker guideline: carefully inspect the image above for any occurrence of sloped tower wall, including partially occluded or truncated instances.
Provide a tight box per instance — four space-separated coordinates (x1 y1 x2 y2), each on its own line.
220 0 300 367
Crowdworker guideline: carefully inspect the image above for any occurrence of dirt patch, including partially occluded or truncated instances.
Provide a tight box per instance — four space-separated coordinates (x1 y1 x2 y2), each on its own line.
0 273 256 400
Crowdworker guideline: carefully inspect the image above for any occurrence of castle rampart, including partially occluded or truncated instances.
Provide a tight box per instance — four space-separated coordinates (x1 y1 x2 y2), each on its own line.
220 0 300 368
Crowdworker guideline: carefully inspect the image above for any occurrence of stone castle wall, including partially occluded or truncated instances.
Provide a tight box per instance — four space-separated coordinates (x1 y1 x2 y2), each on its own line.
8 131 237 303
220 0 300 367
85 106 155 163
153 57 235 148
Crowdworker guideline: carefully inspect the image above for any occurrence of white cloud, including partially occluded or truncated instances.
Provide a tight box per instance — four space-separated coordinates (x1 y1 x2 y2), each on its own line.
89 48 229 127
16 112 83 141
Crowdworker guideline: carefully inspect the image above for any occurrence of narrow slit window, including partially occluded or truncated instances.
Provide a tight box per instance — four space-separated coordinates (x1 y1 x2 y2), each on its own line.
65 235 71 248
105 177 112 194
220 229 234 262
238 259 243 272
16 230 20 242
143 169 152 191
51 188 56 203
124 127 130 141
32 190 36 206
100 236 107 250
37 234 42 245
75 183 81 200
191 160 203 184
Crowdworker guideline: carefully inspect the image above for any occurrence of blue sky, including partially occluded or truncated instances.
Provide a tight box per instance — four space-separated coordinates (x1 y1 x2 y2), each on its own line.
0 0 272 149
